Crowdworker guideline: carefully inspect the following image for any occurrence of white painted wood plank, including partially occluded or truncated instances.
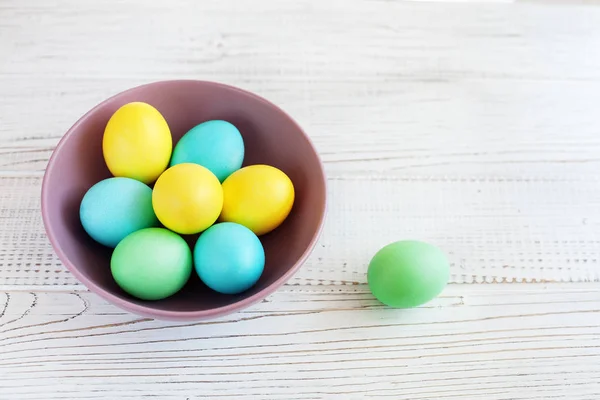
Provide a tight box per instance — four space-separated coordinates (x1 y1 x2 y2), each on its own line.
2 174 600 290
0 284 599 399
3 0 599 83
1 1 600 398
2 1 600 178
4 79 600 179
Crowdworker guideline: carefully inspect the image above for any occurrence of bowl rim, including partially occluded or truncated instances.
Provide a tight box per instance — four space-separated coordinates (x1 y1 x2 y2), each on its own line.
41 79 328 320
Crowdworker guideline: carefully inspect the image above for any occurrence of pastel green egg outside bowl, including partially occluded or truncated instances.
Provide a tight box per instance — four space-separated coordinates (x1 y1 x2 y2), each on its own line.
368 240 450 308
41 80 327 321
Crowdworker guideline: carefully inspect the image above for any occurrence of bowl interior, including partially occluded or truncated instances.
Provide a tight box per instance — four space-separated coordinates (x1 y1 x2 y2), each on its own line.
43 81 326 318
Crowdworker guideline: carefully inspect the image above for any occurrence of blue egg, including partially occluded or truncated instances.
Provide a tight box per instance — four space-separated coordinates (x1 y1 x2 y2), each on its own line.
194 222 265 294
79 177 159 247
170 120 244 182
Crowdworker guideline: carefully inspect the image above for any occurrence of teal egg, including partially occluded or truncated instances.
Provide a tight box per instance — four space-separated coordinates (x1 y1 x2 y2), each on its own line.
194 222 265 294
170 120 244 182
111 228 192 300
79 177 159 247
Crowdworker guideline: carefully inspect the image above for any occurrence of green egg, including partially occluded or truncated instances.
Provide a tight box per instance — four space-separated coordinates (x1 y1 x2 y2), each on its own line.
111 228 192 301
367 240 450 308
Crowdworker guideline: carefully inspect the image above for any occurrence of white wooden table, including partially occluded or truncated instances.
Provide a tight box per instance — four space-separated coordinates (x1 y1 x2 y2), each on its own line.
2 1 600 399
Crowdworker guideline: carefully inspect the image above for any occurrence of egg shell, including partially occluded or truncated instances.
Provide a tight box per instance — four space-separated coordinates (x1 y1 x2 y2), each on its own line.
79 177 158 248
367 240 450 308
194 222 265 295
152 163 223 235
220 165 294 236
103 102 172 184
170 120 244 182
111 228 192 301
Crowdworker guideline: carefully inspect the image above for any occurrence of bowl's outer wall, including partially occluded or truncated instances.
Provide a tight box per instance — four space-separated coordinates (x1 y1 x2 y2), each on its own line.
42 81 327 320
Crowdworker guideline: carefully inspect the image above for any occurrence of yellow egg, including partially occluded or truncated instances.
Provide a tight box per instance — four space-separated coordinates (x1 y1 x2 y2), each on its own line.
152 163 223 235
103 102 172 184
221 165 294 236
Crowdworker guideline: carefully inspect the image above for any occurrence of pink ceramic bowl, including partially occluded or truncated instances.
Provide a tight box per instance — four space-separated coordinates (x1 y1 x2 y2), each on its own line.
41 80 327 321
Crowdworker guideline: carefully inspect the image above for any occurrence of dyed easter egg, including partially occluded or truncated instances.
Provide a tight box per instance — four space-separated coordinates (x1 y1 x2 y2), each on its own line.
170 120 244 182
152 163 223 234
194 222 265 294
103 102 172 184
367 241 450 308
220 165 294 236
111 228 192 300
79 177 158 248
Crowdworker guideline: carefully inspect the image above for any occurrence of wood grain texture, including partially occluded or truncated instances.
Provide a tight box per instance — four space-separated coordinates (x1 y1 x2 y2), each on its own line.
1 284 599 399
2 174 600 290
2 1 600 398
2 1 600 178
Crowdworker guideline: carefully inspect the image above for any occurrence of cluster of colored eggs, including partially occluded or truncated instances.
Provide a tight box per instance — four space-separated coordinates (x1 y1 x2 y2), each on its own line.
79 102 294 300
